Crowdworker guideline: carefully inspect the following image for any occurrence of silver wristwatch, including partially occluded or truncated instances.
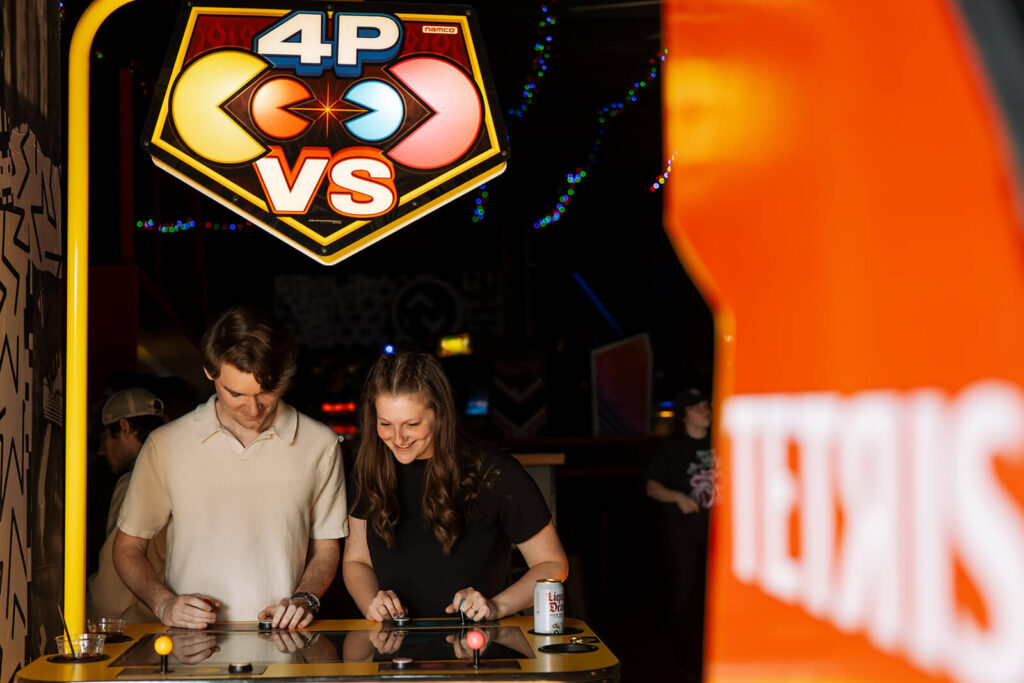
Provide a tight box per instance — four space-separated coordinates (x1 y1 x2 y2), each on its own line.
290 591 321 614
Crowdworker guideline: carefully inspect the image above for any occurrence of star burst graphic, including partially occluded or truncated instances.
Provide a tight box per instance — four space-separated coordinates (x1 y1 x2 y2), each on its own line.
292 80 363 140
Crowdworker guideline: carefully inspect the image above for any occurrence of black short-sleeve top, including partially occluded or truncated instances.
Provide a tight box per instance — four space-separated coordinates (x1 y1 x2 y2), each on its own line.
351 450 551 617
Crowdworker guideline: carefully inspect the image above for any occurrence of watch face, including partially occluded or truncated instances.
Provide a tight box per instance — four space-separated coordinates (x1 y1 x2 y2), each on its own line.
294 592 319 611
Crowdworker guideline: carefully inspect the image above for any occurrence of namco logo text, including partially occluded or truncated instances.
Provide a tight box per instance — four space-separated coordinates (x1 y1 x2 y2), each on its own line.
423 25 458 34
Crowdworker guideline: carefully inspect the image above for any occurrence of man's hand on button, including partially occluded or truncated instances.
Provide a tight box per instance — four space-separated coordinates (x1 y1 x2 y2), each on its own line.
259 596 315 630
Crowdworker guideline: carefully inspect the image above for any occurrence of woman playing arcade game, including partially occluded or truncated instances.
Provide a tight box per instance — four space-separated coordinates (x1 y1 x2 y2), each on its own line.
342 352 568 622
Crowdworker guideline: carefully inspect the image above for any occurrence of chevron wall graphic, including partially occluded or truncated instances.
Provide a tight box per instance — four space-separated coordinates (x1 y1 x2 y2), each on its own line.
491 360 548 440
0 4 65 674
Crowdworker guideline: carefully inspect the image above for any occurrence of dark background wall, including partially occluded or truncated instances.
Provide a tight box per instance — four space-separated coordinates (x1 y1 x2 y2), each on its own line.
74 0 713 412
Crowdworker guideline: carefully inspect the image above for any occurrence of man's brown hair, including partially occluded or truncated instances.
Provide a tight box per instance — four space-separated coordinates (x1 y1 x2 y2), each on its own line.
199 305 298 394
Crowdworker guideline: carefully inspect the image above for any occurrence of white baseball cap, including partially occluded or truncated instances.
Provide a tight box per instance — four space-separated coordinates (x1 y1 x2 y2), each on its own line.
100 389 164 426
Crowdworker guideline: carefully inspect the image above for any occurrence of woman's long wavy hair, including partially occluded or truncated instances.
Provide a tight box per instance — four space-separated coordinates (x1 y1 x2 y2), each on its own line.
354 352 483 553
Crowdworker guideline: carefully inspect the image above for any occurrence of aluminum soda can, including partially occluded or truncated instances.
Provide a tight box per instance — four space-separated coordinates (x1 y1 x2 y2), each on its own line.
533 579 565 634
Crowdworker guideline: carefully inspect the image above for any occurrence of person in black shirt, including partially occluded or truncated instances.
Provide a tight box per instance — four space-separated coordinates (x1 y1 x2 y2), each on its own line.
342 352 568 622
646 389 716 513
645 387 718 679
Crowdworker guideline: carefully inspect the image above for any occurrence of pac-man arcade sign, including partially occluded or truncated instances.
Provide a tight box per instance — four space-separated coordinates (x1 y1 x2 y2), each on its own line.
145 2 508 264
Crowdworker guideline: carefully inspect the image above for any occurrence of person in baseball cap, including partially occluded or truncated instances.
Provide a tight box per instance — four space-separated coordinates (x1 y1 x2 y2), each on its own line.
88 388 167 621
98 389 166 477
674 387 708 410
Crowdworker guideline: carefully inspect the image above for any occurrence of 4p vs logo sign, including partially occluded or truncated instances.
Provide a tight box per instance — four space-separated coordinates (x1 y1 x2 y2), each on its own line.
145 1 509 264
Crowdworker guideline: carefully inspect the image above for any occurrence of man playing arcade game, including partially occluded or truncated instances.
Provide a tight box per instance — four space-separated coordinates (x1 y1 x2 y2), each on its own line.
113 306 348 629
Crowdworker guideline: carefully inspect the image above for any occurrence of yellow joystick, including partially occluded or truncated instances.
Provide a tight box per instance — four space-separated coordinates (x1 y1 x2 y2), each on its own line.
154 636 174 656
154 635 174 674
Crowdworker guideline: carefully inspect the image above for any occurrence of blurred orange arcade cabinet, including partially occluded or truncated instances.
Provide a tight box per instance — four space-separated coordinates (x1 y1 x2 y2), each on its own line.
663 1 1024 681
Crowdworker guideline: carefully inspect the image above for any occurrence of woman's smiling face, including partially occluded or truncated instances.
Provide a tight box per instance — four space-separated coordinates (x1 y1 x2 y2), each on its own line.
375 392 438 464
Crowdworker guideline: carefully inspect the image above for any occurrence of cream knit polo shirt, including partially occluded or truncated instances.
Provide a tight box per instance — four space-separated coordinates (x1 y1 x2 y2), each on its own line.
118 395 347 622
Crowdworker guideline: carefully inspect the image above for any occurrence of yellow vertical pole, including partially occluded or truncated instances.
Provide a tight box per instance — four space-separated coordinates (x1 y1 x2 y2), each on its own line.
66 0 138 636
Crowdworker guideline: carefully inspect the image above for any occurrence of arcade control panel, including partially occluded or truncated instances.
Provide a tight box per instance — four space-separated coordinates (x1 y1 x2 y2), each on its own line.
16 617 619 682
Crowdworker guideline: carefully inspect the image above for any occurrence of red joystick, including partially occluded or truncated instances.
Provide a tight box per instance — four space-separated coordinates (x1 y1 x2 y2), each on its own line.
466 630 485 669
466 630 485 650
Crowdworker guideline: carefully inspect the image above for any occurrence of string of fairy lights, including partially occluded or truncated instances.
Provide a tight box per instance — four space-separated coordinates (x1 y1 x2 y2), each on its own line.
508 3 557 121
136 218 251 233
650 150 676 192
471 1 558 224
531 48 667 229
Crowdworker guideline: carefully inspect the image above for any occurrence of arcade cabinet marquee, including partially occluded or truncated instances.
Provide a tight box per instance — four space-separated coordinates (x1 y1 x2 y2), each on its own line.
144 1 509 264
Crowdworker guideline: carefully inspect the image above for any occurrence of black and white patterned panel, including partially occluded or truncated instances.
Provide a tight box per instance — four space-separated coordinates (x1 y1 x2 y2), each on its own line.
0 114 64 683
0 0 64 671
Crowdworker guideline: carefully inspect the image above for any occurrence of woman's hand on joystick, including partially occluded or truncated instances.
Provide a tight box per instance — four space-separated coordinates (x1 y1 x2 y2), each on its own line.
447 588 498 622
